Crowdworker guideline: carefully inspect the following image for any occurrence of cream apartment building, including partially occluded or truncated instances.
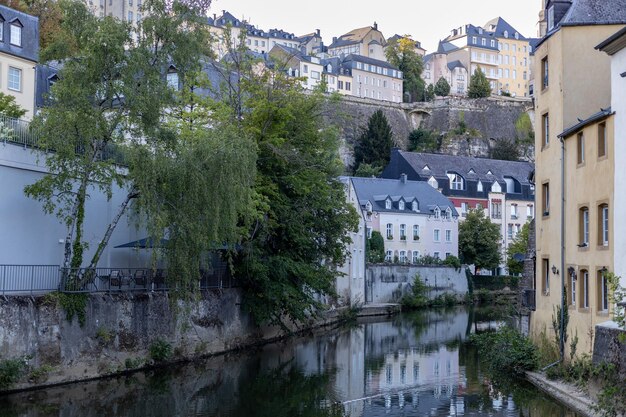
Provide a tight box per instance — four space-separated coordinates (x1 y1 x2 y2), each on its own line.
532 0 626 358
0 5 38 120
344 55 403 102
328 23 387 62
86 0 142 24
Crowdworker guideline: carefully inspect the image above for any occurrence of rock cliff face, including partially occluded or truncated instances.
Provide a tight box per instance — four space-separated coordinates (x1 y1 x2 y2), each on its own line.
327 95 534 168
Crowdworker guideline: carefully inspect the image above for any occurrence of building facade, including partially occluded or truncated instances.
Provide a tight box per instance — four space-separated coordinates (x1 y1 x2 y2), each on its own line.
532 0 626 358
382 150 535 274
0 5 38 119
328 23 387 62
350 176 459 264
423 41 468 96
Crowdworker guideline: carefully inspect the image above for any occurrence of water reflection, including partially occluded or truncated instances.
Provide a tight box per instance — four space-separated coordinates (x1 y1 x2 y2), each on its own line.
0 307 577 417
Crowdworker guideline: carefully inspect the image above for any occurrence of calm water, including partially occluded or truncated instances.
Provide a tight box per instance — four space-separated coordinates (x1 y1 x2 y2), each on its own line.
0 307 578 417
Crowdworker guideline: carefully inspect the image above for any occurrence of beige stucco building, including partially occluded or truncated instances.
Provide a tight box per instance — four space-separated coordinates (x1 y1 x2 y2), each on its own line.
531 0 626 358
0 5 38 120
328 24 387 62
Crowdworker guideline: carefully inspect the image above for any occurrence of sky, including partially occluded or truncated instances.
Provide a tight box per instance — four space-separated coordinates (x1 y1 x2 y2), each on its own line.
210 0 543 52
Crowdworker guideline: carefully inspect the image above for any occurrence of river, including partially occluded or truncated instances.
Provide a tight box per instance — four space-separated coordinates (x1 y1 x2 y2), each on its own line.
0 306 578 417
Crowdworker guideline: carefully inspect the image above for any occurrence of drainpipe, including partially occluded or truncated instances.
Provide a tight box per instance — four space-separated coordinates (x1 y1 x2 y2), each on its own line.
559 136 566 361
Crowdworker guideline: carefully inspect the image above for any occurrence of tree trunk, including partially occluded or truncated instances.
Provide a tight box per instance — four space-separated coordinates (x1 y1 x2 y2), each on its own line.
62 174 90 270
88 188 139 269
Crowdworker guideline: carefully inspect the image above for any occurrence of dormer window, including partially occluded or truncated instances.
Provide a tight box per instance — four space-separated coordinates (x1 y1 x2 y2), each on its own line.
10 19 22 47
365 201 372 213
504 30 508 38
445 208 452 219
0 15 4 42
486 170 493 175
385 199 391 210
399 200 405 210
447 172 465 190
428 176 438 189
468 169 475 174
477 181 484 192
423 165 430 171
166 67 179 90
434 207 441 219
412 201 418 212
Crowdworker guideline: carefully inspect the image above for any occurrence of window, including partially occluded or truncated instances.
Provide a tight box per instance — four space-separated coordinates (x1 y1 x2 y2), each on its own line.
472 36 477 44
511 204 518 219
0 19 4 42
303 64 308 74
399 251 407 263
413 225 420 240
491 202 502 219
507 224 514 239
10 21 21 47
434 229 440 242
445 230 451 242
385 250 392 262
527 204 534 218
580 269 589 308
412 201 418 212
504 55 509 65
310 71 320 80
542 183 550 216
8 67 21 91
577 133 585 164
428 176 438 189
166 71 179 90
400 224 406 240
491 40 495 47
541 57 549 89
598 123 607 157
399 200 405 210
447 173 464 190
580 207 589 246
433 252 440 260
543 258 550 294
461 202 469 217
477 181 483 192
385 199 391 209
599 270 609 312
570 269 576 306
137 13 142 22
346 82 351 90
513 70 517 79
386 223 393 240
599 204 609 246
412 251 420 264
542 113 550 147
434 207 441 219
337 80 343 89
128 11 133 21
548 6 555 30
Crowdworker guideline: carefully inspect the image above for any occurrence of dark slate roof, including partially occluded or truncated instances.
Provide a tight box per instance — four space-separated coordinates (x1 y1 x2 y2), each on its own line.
344 54 400 71
483 17 527 40
271 44 312 63
561 0 626 27
389 150 534 185
210 11 296 40
436 40 458 54
35 62 60 108
213 11 241 28
0 4 39 62
447 60 466 71
348 176 458 216
423 53 433 63
559 107 613 138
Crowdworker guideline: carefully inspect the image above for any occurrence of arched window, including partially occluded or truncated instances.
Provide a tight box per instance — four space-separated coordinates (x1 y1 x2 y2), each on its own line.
504 177 521 193
447 172 465 190
399 251 407 264
385 250 392 262
445 208 452 219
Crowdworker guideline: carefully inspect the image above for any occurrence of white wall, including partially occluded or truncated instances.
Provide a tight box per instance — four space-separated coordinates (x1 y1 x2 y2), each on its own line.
612 47 626 290
0 144 149 268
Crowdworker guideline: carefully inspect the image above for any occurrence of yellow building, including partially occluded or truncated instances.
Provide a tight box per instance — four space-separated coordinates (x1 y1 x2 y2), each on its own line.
0 5 38 120
531 0 626 358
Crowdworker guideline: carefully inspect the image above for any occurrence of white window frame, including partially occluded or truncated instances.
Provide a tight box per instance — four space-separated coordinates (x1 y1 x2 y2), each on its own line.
8 66 22 91
602 206 609 246
400 224 406 240
434 229 440 242
386 223 393 239
445 230 451 242
10 23 21 47
413 225 419 240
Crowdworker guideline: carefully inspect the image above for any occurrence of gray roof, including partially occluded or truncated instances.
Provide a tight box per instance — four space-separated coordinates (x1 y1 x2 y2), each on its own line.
0 4 39 62
483 17 527 40
395 151 534 185
344 54 400 71
436 40 458 54
559 107 613 138
561 0 626 26
447 60 466 71
348 176 458 216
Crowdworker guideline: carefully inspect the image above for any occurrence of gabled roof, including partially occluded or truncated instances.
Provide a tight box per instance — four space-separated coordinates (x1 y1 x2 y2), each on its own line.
559 107 613 138
391 150 534 185
560 0 626 27
213 11 241 28
447 60 466 71
348 177 458 216
436 40 458 54
343 54 401 71
329 25 383 49
483 17 527 40
270 44 315 64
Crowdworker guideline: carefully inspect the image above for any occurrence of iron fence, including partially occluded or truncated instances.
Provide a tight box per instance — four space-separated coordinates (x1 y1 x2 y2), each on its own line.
0 265 61 295
0 114 39 148
59 266 235 293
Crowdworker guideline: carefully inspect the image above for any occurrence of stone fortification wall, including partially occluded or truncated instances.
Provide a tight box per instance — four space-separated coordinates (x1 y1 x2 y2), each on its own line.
365 264 468 304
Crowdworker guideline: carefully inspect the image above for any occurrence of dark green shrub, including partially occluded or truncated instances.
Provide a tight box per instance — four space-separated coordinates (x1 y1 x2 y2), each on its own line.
442 255 461 270
470 326 538 375
401 274 429 309
149 339 172 363
0 358 25 390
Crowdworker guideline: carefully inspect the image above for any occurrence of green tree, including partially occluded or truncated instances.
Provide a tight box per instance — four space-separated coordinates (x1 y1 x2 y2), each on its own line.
0 92 27 119
458 209 501 272
0 0 63 50
354 163 382 178
23 0 236 281
213 34 359 327
353 109 393 174
366 231 385 263
424 84 435 101
467 68 492 98
506 222 529 275
434 77 451 97
408 128 439 153
491 138 521 161
385 36 425 103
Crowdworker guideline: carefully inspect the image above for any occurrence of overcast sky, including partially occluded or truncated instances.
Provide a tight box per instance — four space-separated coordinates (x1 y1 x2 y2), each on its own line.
210 0 543 52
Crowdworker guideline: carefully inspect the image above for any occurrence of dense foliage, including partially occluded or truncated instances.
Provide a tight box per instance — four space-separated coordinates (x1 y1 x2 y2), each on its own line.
366 231 385 263
353 109 394 175
408 128 439 153
458 209 501 271
506 222 529 274
385 36 425 102
434 77 451 97
468 68 492 98
470 327 539 375
491 138 521 161
0 92 27 119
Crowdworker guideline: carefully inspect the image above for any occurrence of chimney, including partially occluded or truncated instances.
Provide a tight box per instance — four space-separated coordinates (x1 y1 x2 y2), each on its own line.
316 28 321 37
213 13 216 21
373 21 378 30
332 36 337 44
401 173 407 184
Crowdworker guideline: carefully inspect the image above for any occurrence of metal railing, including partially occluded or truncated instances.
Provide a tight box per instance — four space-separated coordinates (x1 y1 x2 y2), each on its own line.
0 114 39 148
59 266 235 293
0 265 60 295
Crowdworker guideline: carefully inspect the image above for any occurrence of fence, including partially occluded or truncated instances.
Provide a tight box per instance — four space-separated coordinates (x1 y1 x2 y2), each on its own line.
0 265 236 295
0 265 60 295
